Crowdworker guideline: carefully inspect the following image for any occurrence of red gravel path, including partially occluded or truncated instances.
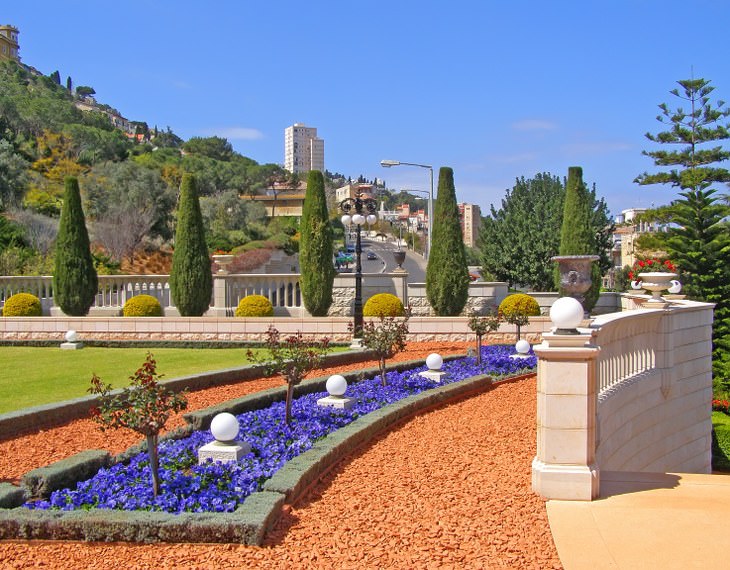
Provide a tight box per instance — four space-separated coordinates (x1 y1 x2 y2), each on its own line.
0 343 562 569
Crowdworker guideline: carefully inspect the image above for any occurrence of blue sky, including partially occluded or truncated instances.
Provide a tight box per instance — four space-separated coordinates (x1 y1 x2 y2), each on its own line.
5 1 728 217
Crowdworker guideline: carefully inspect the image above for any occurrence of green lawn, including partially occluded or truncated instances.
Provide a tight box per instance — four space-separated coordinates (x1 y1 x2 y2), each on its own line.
0 347 266 414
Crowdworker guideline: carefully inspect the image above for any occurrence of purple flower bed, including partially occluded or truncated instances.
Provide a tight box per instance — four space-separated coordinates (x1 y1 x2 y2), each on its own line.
26 345 536 514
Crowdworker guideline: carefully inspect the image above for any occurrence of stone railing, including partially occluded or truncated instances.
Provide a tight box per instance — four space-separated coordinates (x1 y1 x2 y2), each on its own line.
532 299 714 501
0 273 508 318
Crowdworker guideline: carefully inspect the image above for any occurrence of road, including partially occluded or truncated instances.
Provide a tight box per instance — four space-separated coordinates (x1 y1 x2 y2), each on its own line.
357 238 427 282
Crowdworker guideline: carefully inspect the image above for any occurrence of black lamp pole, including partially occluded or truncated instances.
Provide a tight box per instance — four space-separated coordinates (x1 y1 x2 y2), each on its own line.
339 193 377 337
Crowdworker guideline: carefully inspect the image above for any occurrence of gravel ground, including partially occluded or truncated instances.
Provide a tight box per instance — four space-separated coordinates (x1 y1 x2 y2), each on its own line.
0 342 562 569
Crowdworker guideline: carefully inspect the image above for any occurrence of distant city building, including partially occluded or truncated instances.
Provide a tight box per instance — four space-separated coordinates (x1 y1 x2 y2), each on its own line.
0 25 20 62
458 203 482 248
284 123 324 174
240 180 308 217
334 182 375 204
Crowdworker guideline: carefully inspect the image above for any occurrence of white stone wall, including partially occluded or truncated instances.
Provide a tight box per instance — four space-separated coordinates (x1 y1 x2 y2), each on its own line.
595 302 714 473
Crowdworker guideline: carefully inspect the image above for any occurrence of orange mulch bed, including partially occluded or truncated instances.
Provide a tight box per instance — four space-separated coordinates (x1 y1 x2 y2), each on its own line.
0 342 562 569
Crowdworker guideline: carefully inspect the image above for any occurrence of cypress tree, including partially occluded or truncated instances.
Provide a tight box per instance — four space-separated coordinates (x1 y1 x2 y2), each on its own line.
53 177 98 316
170 173 212 316
555 166 602 311
426 167 470 316
299 170 335 316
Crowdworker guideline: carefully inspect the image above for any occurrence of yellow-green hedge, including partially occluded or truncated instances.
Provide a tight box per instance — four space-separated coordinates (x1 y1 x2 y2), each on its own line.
498 293 541 318
235 295 274 317
122 294 163 317
363 293 405 317
2 293 42 317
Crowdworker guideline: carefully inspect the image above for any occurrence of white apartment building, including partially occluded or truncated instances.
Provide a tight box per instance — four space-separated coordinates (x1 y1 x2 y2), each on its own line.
284 123 324 174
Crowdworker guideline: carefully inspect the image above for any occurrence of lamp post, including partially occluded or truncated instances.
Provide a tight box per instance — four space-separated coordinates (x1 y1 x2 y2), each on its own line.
380 160 434 259
340 192 378 339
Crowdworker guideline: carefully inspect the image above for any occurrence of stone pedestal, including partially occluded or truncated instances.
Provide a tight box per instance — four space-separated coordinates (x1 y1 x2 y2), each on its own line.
419 370 447 382
198 440 251 465
531 330 600 501
60 341 84 350
317 395 356 410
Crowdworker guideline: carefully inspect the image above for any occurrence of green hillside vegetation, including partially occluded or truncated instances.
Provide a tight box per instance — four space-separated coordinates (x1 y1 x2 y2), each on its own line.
0 60 297 274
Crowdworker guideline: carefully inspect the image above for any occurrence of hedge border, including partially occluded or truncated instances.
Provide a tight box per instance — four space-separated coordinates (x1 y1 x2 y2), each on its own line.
0 357 535 545
0 349 373 440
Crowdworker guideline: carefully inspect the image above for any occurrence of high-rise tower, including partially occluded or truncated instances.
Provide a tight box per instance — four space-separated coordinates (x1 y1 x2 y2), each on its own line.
284 123 324 173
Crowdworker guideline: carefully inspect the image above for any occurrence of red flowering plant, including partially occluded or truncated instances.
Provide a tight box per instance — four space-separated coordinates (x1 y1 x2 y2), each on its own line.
628 258 677 283
713 399 730 415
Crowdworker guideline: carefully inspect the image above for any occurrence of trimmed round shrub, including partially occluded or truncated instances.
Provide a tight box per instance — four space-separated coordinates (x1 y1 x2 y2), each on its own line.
363 293 405 317
2 293 42 317
122 295 163 317
235 295 274 317
498 293 541 319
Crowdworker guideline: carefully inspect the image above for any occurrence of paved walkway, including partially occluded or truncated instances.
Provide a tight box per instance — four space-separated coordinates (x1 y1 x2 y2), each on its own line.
547 470 730 569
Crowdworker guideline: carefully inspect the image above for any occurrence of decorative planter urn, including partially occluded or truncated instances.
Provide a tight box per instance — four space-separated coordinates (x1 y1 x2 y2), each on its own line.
551 255 599 312
638 272 678 303
393 250 406 271
212 254 234 275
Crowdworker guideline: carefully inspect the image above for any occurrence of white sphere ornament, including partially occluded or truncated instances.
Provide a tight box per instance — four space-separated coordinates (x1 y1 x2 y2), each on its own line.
65 330 78 343
326 374 348 397
550 297 584 331
668 280 682 294
210 412 240 443
426 353 443 370
366 214 377 225
515 339 531 354
341 214 352 226
352 213 365 226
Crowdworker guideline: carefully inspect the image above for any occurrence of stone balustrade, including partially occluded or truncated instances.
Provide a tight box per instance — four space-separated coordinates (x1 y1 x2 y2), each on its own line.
532 299 714 501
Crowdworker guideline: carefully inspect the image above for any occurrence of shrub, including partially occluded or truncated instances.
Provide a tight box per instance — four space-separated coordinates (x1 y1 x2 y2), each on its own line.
2 293 42 316
499 293 540 340
363 293 405 317
235 295 274 317
499 293 540 319
122 295 163 317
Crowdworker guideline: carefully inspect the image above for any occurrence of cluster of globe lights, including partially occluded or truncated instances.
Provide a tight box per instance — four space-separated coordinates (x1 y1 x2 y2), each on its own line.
341 212 377 227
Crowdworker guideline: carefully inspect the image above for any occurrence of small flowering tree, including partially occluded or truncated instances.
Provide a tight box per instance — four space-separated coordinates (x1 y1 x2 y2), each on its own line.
359 313 410 386
88 353 187 497
467 309 501 365
248 326 330 424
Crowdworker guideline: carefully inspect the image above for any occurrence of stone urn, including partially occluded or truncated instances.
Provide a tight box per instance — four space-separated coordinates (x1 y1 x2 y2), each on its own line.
638 272 678 303
551 255 599 312
212 254 234 275
393 250 406 271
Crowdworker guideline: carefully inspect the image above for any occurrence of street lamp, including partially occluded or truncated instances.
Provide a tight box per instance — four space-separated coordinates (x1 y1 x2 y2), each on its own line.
340 192 378 339
380 160 434 259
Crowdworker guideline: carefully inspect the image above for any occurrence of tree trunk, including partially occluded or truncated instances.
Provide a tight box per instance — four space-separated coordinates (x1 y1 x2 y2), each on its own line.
146 434 160 497
285 382 295 424
379 358 387 387
475 333 482 365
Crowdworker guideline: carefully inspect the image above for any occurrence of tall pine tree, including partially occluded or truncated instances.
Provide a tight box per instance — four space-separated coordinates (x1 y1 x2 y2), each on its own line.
426 167 469 316
170 173 212 316
299 170 335 316
53 176 98 316
635 78 730 389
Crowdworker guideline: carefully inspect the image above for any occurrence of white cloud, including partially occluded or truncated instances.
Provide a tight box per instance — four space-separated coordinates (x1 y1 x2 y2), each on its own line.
511 119 557 131
201 127 264 140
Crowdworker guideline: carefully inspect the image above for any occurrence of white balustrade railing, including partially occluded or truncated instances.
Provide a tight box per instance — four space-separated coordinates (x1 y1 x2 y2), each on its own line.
593 310 663 395
224 274 301 311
